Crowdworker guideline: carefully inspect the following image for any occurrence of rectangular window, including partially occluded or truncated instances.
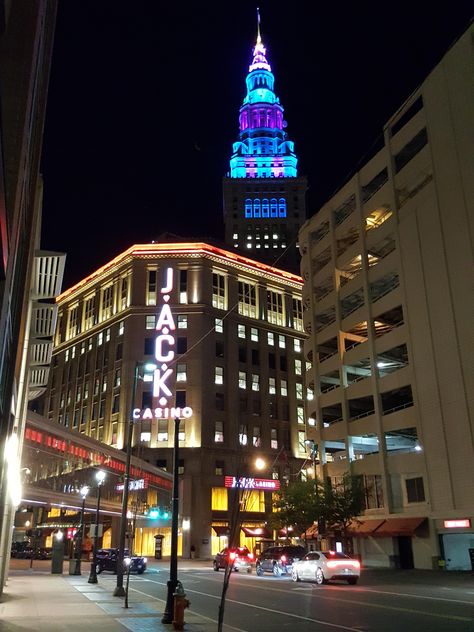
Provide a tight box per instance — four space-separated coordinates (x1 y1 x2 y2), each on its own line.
215 460 225 476
267 332 275 346
278 335 285 349
239 424 248 446
252 426 261 447
295 359 302 375
67 305 79 339
146 315 156 329
120 276 129 310
114 368 121 387
238 324 246 339
298 431 306 453
176 390 186 408
267 289 284 326
406 477 425 503
271 428 278 450
364 474 384 509
211 487 228 510
242 490 265 512
178 315 188 329
178 422 186 442
112 394 120 414
297 406 305 424
216 393 225 410
296 383 303 399
176 363 187 382
84 295 95 331
292 297 304 332
294 338 301 353
158 419 168 442
115 343 123 361
177 337 187 354
215 317 223 333
239 371 247 389
251 327 258 342
179 270 187 304
147 269 157 305
97 332 103 346
101 285 114 320
215 366 224 385
214 421 224 443
212 272 227 309
251 349 259 365
269 377 276 395
280 380 288 397
251 374 259 391
307 386 314 401
105 327 111 342
238 280 257 318
118 320 124 336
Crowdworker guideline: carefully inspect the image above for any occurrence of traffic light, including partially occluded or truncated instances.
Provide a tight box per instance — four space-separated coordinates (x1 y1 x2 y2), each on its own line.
146 506 171 520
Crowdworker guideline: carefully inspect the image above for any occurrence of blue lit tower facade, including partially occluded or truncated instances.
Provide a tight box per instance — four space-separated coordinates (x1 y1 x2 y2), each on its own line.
223 21 307 272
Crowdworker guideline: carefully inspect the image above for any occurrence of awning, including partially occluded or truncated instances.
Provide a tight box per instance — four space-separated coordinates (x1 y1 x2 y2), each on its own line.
347 519 385 536
212 526 229 537
241 526 271 538
302 523 318 538
373 517 426 537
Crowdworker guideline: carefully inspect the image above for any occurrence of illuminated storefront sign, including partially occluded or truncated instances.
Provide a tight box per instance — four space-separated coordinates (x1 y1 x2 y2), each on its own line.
133 267 193 422
115 478 148 493
224 476 280 490
443 519 471 529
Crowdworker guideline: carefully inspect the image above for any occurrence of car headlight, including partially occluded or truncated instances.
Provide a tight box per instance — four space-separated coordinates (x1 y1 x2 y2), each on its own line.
124 557 131 566
143 558 147 564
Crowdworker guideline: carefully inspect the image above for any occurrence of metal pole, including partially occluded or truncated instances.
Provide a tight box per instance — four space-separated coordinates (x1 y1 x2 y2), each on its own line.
88 484 102 584
76 494 86 566
162 417 180 623
114 362 139 597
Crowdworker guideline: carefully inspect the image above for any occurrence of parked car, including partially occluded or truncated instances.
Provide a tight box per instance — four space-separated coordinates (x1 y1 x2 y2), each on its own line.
292 550 361 585
94 548 147 574
255 545 306 576
213 546 254 573
10 542 31 558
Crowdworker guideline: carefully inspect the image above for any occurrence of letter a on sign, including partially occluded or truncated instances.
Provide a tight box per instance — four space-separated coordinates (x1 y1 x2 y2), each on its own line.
156 304 176 331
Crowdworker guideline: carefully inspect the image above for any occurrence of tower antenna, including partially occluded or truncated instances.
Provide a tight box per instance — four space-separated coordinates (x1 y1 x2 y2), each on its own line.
256 7 261 44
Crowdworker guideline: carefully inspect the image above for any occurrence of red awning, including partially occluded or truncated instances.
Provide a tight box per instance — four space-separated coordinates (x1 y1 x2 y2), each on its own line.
212 526 229 537
241 526 271 538
347 519 385 536
372 517 426 537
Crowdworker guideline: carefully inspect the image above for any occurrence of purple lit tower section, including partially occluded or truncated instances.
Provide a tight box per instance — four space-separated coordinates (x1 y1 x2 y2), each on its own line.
223 13 307 272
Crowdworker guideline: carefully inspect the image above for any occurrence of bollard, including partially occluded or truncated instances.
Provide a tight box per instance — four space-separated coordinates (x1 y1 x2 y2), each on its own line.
173 580 190 630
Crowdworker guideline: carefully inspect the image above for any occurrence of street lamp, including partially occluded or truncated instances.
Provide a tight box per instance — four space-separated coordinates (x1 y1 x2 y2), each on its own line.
162 416 181 624
72 485 89 575
114 361 157 598
88 470 106 584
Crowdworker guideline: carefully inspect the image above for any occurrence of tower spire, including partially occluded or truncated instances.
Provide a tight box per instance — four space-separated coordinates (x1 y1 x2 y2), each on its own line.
257 7 261 44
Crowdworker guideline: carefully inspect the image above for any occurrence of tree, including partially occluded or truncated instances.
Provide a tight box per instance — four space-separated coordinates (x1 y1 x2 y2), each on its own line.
325 473 365 552
269 480 324 537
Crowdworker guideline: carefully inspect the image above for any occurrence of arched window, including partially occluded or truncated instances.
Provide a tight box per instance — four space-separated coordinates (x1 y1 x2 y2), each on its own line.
253 199 261 218
245 199 253 218
262 199 269 217
270 198 278 217
278 198 287 217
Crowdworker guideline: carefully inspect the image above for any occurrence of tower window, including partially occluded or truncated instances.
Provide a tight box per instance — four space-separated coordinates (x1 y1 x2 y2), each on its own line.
253 199 261 218
245 198 252 218
262 198 269 217
278 198 287 217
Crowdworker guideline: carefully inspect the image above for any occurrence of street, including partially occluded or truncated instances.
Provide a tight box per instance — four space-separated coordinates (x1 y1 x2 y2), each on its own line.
127 561 474 632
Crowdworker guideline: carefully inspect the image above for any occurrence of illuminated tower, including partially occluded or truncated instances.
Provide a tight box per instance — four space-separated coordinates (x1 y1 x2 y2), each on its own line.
223 13 307 272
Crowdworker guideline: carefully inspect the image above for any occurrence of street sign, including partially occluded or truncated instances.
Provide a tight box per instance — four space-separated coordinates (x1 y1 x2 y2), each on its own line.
89 524 103 538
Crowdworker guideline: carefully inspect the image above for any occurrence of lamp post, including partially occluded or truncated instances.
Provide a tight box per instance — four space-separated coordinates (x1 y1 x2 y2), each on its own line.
88 470 106 584
74 485 89 573
162 416 181 624
115 361 157 598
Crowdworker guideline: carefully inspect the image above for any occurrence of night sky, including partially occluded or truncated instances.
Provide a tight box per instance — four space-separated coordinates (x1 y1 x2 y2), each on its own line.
40 1 473 288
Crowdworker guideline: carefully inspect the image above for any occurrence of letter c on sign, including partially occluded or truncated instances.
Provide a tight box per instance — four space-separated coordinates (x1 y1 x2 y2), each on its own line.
155 335 175 362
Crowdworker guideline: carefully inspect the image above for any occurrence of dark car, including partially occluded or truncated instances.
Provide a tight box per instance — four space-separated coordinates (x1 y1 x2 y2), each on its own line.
213 546 254 573
94 548 147 575
256 545 306 576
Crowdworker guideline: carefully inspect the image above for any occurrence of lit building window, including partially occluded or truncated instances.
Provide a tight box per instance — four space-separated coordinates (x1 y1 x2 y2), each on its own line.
292 297 303 332
105 327 111 342
298 431 306 453
67 304 79 340
307 386 314 401
179 270 188 304
271 428 278 449
280 380 288 397
238 280 257 318
295 359 302 375
176 363 187 382
101 284 114 320
215 366 224 385
251 374 260 391
178 423 185 442
214 421 224 443
238 324 246 338
212 272 227 309
297 406 305 424
267 332 274 346
251 327 259 342
267 289 284 326
97 332 103 346
239 424 248 445
269 377 276 395
239 371 247 389
120 275 129 310
215 318 223 333
84 295 95 331
278 335 285 349
118 320 124 336
245 198 252 218
212 487 227 510
114 368 121 387
243 490 265 512
146 269 157 306
71 346 76 359
253 426 261 447
158 419 168 442
278 197 287 217
178 315 188 329
294 339 301 353
296 383 303 399
146 315 156 329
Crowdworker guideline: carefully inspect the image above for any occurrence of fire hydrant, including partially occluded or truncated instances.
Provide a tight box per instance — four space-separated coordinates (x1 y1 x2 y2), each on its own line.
173 580 190 630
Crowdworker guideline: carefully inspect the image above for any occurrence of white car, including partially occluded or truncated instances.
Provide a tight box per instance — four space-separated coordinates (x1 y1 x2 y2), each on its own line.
291 550 360 585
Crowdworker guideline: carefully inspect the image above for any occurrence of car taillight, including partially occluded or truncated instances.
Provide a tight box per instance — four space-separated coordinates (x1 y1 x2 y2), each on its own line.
248 553 254 560
280 555 287 562
229 552 237 561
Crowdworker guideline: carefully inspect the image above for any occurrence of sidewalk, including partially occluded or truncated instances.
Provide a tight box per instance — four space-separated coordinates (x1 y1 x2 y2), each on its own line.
0 562 217 632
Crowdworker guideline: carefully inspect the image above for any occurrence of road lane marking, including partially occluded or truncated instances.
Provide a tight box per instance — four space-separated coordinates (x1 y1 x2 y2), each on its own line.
355 587 474 606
